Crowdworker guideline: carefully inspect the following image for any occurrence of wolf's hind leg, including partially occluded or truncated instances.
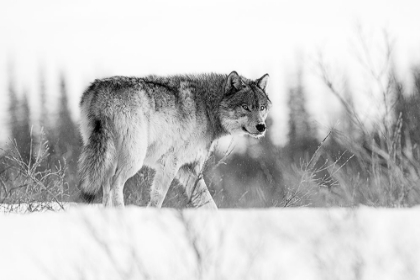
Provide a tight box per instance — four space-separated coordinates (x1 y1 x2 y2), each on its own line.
176 165 217 209
147 157 178 208
102 176 113 207
110 174 126 208
111 155 146 207
110 131 148 208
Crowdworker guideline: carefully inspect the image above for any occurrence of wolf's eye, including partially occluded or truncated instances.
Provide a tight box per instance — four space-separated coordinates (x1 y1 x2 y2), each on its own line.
242 104 249 111
260 106 265 111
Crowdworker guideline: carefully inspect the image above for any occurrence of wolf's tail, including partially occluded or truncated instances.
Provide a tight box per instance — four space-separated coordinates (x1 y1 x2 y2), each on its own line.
77 118 116 203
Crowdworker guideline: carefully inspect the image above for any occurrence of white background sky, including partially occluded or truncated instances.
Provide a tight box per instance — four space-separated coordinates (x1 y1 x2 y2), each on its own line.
1 0 419 145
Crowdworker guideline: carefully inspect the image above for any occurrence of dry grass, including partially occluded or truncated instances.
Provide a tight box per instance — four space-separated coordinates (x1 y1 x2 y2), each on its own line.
311 29 420 207
0 128 68 213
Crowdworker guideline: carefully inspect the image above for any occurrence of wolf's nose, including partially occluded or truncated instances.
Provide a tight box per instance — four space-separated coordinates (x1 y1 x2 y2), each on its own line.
256 123 266 132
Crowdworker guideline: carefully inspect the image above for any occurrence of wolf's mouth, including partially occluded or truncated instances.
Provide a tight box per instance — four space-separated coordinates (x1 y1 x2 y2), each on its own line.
242 127 263 137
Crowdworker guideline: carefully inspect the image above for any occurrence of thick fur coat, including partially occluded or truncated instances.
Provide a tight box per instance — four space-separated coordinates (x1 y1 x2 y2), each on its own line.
78 71 270 208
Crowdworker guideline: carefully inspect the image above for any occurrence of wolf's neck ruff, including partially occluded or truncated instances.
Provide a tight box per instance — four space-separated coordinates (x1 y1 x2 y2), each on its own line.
77 71 270 208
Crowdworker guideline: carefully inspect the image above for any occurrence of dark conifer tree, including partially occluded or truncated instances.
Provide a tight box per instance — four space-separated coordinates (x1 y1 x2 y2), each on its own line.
393 67 420 158
56 74 78 156
53 74 80 194
8 76 19 143
18 92 33 163
286 68 318 162
39 71 49 131
7 71 33 164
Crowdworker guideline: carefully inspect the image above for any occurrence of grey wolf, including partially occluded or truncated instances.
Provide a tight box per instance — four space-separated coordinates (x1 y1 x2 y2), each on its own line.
77 71 271 209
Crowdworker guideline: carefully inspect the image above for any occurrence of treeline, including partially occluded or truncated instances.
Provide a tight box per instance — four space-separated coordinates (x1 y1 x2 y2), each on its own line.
2 64 420 208
1 73 80 204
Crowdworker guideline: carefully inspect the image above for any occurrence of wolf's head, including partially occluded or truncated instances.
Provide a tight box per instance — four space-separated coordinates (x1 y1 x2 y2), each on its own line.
219 71 271 139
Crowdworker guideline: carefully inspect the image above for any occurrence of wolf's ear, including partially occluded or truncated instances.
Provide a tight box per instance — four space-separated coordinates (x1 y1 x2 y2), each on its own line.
256 74 269 91
225 71 242 94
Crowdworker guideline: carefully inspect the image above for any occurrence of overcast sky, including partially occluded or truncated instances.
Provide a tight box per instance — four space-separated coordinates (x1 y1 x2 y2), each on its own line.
1 0 419 145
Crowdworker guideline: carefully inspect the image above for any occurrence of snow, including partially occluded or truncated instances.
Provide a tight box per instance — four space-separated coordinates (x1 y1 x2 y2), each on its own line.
0 206 420 279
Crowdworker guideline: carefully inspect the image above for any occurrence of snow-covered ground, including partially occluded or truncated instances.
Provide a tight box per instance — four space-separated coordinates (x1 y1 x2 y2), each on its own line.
1 206 420 280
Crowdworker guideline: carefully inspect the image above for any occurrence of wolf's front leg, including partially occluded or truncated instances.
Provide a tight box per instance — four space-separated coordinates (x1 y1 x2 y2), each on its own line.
176 165 218 209
190 178 218 209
